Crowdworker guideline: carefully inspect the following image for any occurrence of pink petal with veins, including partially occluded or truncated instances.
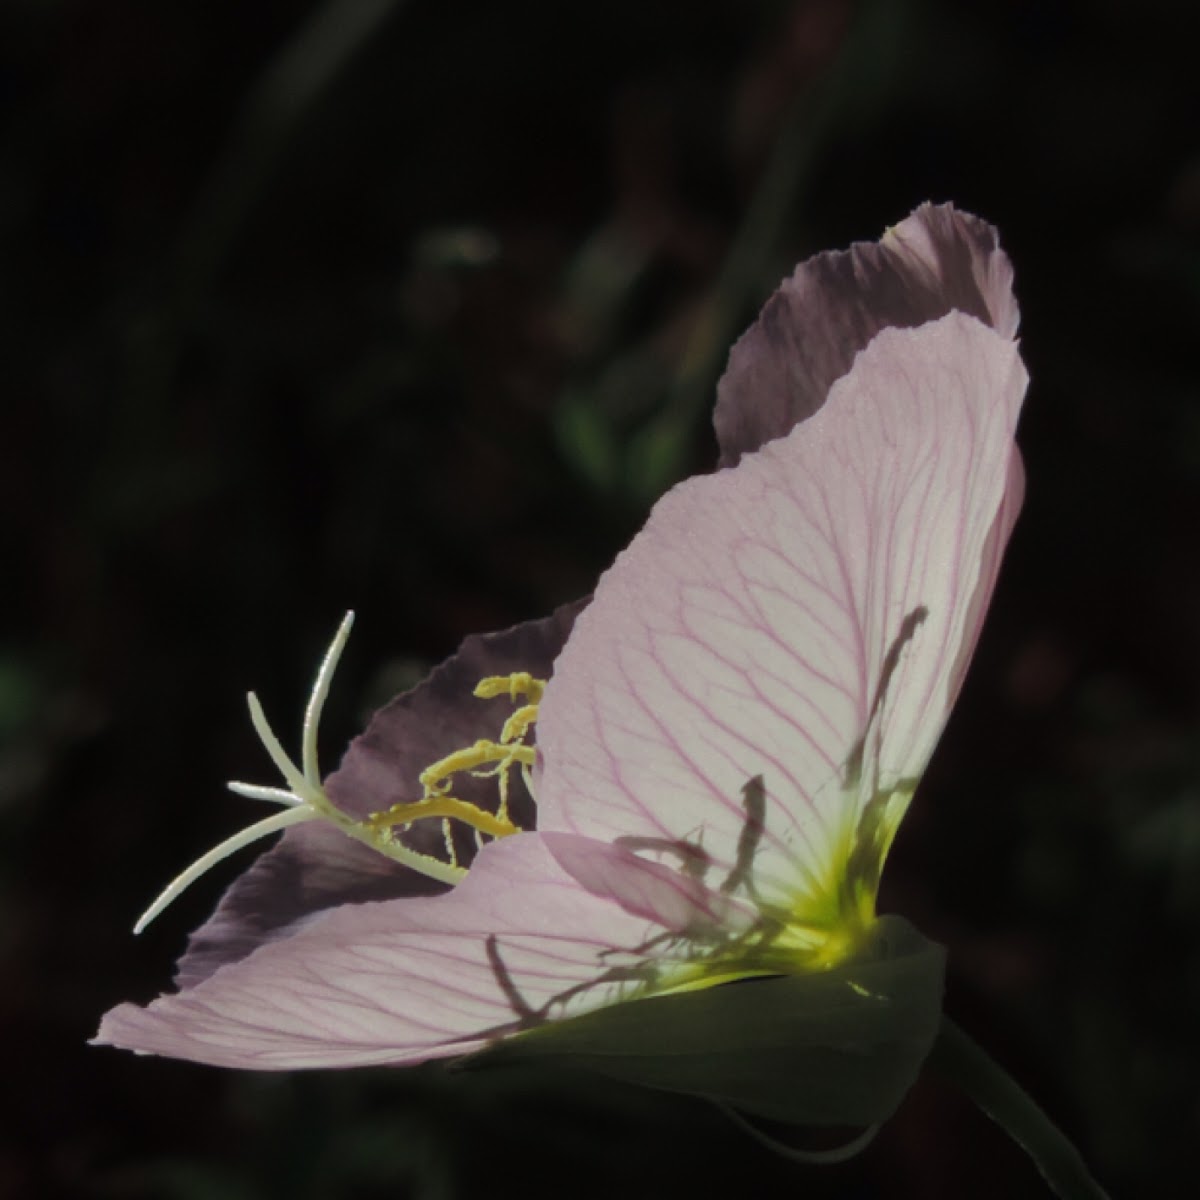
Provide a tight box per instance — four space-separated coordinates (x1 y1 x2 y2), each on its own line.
540 831 757 934
536 313 1027 905
94 832 729 1069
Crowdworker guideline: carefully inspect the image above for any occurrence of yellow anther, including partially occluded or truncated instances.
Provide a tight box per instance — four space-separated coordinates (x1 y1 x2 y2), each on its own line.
419 739 536 793
470 748 538 780
474 672 545 704
367 796 520 840
385 671 549 873
500 703 538 745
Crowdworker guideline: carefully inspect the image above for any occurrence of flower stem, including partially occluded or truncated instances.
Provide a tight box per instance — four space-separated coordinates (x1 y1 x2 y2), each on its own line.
930 1017 1111 1200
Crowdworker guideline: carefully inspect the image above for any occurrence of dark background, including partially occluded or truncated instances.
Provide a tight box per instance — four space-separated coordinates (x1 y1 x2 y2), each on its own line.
3 0 1198 1195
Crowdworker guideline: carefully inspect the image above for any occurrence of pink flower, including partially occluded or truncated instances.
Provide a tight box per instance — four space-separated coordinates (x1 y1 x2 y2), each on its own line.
96 205 1025 1124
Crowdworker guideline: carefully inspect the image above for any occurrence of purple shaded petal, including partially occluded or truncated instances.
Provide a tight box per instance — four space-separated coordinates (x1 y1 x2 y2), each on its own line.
175 823 443 989
537 313 1026 905
714 203 1018 465
175 603 582 988
97 833 675 1070
325 600 582 822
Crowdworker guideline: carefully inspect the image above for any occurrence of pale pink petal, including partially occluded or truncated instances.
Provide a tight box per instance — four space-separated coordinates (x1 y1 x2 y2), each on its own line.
95 832 723 1070
947 448 1025 700
715 203 1017 465
539 831 757 935
174 822 445 990
536 313 1027 908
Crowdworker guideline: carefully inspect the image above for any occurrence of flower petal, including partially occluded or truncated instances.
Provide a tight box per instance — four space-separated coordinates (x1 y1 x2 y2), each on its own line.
174 823 443 990
714 203 1018 465
539 831 757 936
173 603 582 987
947 447 1025 701
96 833 692 1069
536 313 1027 910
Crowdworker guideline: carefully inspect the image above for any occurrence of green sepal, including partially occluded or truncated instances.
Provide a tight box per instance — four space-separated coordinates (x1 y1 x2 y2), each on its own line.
461 915 945 1128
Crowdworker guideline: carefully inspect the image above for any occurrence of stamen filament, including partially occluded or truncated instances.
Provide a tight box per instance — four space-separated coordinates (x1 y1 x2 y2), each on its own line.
134 805 319 935
363 831 467 886
520 761 536 803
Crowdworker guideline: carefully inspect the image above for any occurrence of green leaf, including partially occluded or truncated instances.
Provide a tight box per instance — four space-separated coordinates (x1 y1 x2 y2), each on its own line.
553 389 622 494
463 915 945 1128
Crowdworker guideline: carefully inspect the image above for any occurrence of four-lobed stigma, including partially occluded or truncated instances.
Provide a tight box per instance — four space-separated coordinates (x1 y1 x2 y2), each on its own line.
134 614 542 934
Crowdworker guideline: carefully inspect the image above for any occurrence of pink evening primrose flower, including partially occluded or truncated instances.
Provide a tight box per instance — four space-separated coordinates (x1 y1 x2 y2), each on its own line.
96 204 1026 1126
